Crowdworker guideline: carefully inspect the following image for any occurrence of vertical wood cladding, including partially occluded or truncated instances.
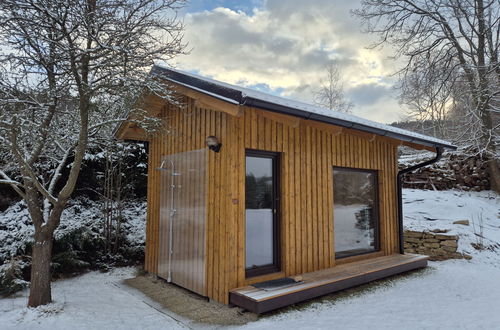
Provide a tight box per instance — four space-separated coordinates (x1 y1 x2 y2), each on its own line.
145 99 400 304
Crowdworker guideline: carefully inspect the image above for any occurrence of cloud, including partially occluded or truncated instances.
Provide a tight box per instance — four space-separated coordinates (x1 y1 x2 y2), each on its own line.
347 83 393 106
172 1 405 123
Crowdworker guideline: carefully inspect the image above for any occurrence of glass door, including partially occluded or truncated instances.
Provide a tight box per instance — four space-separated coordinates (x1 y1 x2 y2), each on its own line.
245 150 280 277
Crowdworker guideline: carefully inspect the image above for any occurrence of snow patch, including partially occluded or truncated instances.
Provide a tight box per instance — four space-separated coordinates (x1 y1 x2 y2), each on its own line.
403 189 500 264
0 267 186 330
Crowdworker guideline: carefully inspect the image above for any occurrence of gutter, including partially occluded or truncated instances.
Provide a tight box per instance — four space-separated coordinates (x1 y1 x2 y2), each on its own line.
397 147 444 254
245 94 449 255
241 97 456 150
152 65 456 150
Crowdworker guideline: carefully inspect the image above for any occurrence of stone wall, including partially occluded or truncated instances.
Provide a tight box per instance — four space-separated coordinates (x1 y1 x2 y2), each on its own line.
404 229 471 260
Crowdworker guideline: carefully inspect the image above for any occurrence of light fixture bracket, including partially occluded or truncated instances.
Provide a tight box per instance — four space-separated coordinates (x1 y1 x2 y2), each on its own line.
206 135 222 152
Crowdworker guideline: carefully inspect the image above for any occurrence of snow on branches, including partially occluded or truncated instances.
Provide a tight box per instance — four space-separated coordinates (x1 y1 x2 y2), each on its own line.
354 0 500 191
0 0 187 307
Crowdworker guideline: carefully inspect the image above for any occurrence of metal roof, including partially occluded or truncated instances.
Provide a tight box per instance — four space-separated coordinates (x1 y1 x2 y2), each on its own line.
152 65 457 150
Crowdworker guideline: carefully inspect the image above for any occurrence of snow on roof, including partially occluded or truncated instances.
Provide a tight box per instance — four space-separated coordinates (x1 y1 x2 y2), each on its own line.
152 64 456 149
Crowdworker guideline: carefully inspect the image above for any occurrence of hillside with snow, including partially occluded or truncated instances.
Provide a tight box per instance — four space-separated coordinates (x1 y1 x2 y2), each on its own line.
0 188 498 329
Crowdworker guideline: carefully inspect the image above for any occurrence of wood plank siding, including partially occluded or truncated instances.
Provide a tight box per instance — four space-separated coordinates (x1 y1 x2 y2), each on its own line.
144 96 401 304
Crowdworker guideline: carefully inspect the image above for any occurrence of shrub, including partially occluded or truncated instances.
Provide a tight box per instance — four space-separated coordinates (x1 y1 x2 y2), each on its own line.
0 198 146 294
0 258 29 296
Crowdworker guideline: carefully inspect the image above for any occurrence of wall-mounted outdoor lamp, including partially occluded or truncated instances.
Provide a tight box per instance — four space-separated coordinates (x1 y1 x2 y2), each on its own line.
206 135 222 152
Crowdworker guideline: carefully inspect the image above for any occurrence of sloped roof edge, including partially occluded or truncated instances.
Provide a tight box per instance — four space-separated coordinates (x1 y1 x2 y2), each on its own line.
152 65 457 150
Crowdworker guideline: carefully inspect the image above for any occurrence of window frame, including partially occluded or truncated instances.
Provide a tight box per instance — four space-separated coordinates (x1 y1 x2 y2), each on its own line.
333 166 381 259
245 149 281 278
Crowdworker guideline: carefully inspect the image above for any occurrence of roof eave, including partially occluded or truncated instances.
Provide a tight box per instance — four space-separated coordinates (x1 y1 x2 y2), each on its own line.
242 96 457 150
151 65 457 151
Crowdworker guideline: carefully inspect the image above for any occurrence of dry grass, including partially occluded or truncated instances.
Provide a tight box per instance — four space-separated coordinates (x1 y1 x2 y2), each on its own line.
124 267 430 324
124 274 259 326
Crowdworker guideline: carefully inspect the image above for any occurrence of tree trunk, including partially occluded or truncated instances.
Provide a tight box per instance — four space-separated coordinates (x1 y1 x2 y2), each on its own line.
488 158 500 193
28 231 54 307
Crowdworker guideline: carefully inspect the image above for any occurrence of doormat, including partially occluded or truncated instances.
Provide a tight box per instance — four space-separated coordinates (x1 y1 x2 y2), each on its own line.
252 277 303 291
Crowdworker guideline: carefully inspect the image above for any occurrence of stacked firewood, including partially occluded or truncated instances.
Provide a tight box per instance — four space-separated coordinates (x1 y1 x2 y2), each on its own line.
400 153 490 191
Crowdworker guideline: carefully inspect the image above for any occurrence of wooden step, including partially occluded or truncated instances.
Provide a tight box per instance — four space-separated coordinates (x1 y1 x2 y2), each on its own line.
229 254 428 314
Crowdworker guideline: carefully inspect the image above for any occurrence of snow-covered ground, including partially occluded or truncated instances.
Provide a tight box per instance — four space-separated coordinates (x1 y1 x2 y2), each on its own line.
403 189 500 261
0 268 186 330
0 189 499 329
243 260 500 330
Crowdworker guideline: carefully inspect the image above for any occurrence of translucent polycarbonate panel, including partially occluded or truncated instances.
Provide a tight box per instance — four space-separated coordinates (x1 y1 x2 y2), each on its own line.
333 168 379 259
158 149 207 296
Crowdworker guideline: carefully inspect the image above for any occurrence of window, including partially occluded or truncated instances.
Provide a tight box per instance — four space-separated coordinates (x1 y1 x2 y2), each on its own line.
245 150 280 277
333 167 380 258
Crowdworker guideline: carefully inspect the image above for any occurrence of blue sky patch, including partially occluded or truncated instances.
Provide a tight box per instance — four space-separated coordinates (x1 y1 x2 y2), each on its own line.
184 0 264 14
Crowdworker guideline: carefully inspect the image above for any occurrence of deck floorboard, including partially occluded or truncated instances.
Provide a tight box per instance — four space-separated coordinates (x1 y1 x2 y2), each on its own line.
229 254 428 313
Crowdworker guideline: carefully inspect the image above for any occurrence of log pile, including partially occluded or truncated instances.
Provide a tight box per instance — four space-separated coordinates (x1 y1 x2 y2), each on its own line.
400 152 491 191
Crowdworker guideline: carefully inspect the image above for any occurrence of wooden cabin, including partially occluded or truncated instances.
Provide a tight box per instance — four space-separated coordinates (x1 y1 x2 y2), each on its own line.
115 65 456 313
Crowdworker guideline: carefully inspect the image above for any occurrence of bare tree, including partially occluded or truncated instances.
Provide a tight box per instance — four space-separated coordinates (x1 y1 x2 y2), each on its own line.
0 0 186 307
314 62 354 113
354 0 500 192
101 142 126 255
399 54 457 139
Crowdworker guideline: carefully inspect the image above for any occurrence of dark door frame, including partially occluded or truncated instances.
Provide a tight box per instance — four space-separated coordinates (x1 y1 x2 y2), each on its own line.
245 149 281 278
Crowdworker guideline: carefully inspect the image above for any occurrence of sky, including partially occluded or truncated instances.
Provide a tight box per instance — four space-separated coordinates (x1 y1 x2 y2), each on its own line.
172 0 405 124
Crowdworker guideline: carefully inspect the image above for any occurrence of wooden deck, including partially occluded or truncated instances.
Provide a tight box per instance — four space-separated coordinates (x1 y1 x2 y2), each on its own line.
229 254 428 314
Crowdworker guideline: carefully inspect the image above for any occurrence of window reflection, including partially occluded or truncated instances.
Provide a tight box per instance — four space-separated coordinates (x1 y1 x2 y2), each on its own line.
245 155 275 272
245 157 273 209
333 168 379 258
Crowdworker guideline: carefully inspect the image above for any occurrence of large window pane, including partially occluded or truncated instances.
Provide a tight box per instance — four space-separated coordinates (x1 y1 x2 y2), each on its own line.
333 168 379 258
245 153 278 276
